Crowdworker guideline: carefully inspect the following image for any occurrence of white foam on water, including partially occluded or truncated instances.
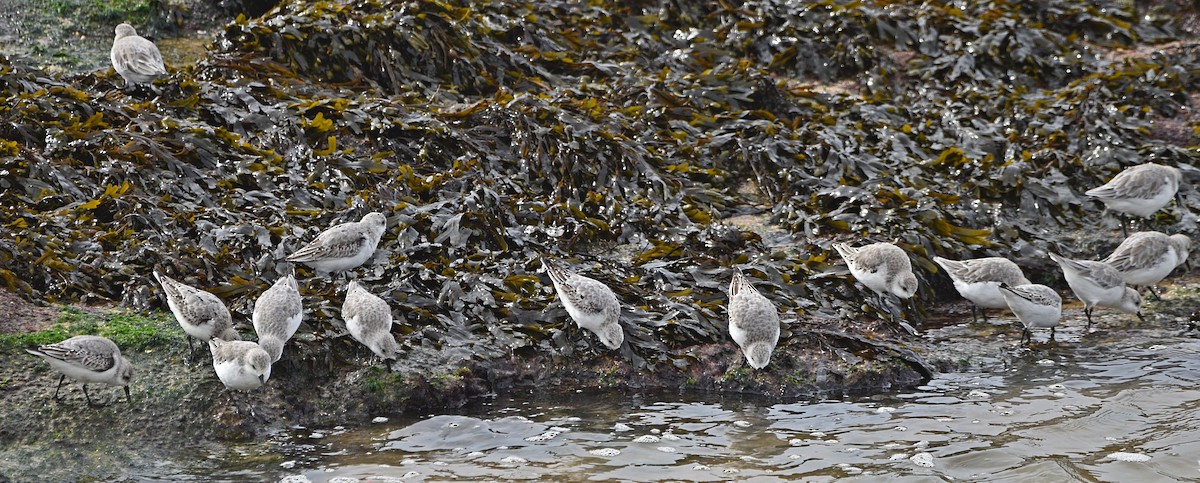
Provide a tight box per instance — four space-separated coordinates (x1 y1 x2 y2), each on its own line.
910 452 935 467
656 446 677 453
876 407 896 413
613 423 634 432
500 456 528 464
733 420 752 428
633 435 660 443
1106 452 1150 462
589 448 621 457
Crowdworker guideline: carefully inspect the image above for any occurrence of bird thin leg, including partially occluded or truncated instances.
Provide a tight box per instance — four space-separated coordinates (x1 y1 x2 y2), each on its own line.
52 374 66 400
1049 327 1056 341
82 384 98 407
1085 307 1094 330
970 305 979 324
1146 285 1161 301
124 386 132 404
1020 328 1031 345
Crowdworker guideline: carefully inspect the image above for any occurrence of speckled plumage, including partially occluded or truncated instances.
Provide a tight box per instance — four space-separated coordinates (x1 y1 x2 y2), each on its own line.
1048 252 1142 328
154 271 239 345
727 270 780 370
253 273 303 362
209 338 272 390
343 281 401 361
543 258 623 350
287 212 387 273
933 256 1030 311
1103 231 1190 287
834 242 918 299
999 284 1062 344
110 24 167 88
27 335 134 405
1085 163 1181 218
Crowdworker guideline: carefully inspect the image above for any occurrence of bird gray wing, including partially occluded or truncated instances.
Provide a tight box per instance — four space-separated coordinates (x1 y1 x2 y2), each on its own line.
33 338 117 372
570 277 617 316
182 289 227 324
1082 262 1125 290
1087 167 1170 200
114 39 166 76
1105 235 1168 272
288 224 368 261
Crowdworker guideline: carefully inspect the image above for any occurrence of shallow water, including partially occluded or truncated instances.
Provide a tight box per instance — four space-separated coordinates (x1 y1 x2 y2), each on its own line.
143 318 1200 482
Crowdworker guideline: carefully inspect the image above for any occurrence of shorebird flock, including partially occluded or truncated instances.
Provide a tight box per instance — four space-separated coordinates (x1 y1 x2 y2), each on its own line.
20 27 1195 406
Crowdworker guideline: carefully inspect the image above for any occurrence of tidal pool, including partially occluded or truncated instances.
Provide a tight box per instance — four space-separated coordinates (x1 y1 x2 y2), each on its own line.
145 317 1200 482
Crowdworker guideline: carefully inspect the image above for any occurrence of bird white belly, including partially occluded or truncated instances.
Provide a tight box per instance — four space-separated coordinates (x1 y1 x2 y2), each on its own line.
45 358 114 384
213 359 270 390
1061 272 1121 307
851 266 890 295
1104 187 1174 217
955 281 1008 309
308 248 373 272
1119 257 1175 286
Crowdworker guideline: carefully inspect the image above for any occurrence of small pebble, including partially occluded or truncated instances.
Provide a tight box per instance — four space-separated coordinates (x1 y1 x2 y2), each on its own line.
402 471 420 479
310 432 325 439
810 431 827 438
372 417 389 424
614 423 634 432
733 421 752 428
280 460 297 469
1036 359 1054 366
656 446 677 453
876 407 896 413
692 464 710 470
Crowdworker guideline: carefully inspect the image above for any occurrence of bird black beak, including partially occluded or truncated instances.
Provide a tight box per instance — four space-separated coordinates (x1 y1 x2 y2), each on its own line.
259 374 267 385
1136 312 1146 323
124 386 132 404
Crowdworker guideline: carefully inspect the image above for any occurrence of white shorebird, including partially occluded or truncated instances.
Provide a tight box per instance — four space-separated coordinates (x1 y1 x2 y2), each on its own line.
1085 163 1182 236
833 242 919 330
153 271 239 359
110 23 167 90
209 338 272 390
932 256 1030 323
727 269 780 370
998 284 1062 345
543 258 624 350
253 272 304 362
1048 253 1144 329
287 212 387 274
834 242 918 301
343 281 401 365
26 335 134 406
1103 231 1191 299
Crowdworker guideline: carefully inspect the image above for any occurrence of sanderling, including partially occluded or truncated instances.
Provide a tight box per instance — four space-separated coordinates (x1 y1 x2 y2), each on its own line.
110 23 167 90
343 281 401 364
209 338 272 390
1103 231 1191 299
727 269 780 370
287 212 387 273
1085 163 1182 236
153 271 240 358
1048 252 1143 328
543 258 624 350
998 284 1061 345
253 272 304 362
833 242 918 300
26 335 134 406
932 256 1030 323
833 242 918 331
